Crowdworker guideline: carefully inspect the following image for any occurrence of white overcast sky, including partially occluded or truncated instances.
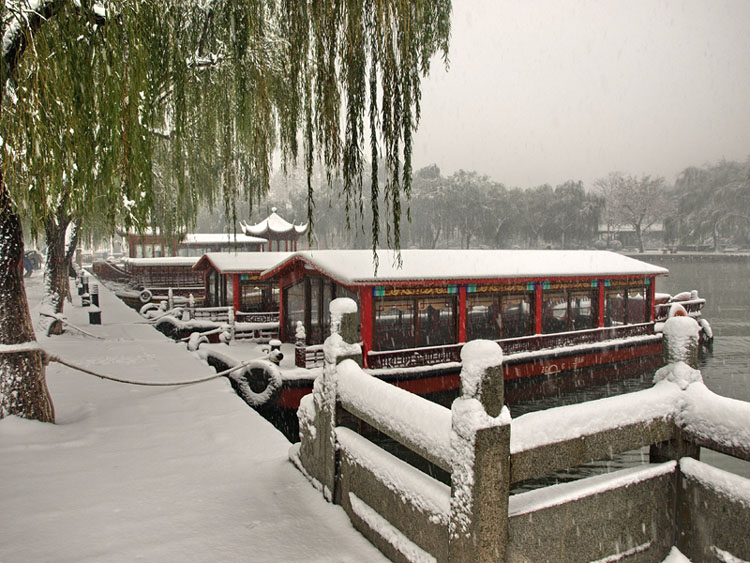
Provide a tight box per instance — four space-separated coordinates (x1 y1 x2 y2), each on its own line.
412 0 750 189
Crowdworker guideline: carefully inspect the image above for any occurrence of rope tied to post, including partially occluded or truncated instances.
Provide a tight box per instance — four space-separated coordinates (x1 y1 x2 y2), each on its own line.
0 344 251 387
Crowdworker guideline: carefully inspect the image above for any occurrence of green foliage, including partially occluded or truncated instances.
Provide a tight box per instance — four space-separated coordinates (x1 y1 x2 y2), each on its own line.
2 0 452 250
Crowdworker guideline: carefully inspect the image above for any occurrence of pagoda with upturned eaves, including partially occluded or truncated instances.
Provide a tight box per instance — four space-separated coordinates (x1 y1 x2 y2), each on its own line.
240 207 308 252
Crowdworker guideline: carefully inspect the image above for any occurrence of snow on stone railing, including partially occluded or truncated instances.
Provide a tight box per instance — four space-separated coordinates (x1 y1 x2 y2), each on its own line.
292 310 750 563
336 361 453 472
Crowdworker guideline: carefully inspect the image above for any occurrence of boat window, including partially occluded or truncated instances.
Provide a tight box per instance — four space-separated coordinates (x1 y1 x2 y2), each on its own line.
627 287 648 324
604 289 626 326
416 297 456 348
153 244 163 258
144 245 153 258
374 298 416 351
224 275 233 306
467 295 499 341
309 278 322 344
570 290 595 331
206 270 220 307
135 244 144 258
542 291 569 333
284 280 306 343
501 293 535 338
240 281 278 312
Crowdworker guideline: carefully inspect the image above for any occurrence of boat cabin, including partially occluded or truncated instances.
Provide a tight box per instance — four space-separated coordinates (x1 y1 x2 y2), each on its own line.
260 250 668 370
193 252 292 313
121 256 204 290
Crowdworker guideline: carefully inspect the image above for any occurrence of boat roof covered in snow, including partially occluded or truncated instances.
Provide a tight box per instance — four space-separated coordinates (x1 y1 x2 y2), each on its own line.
122 256 200 267
181 233 267 246
193 252 293 274
261 249 669 286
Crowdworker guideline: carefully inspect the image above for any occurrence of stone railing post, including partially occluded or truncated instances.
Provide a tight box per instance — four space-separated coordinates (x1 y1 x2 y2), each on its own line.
661 314 700 369
296 299 360 502
651 316 702 460
448 340 510 562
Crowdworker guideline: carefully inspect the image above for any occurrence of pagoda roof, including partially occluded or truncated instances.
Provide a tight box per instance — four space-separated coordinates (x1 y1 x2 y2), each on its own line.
241 207 308 237
261 249 669 286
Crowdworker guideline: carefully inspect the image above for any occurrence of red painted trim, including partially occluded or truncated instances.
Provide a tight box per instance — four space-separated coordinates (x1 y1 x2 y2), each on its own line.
277 387 313 409
458 285 467 342
535 283 543 334
390 373 461 396
503 341 662 380
360 287 373 368
598 281 605 328
232 274 240 312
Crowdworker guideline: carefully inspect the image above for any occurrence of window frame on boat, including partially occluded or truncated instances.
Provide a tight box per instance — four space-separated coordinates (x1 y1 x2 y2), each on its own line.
373 293 458 352
466 289 536 341
282 276 360 345
603 280 650 327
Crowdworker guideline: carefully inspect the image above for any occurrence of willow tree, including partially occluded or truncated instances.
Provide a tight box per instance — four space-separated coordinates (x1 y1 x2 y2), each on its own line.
0 0 451 422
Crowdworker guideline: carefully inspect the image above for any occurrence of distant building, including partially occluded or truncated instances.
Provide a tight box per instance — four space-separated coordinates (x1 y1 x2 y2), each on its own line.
597 223 665 251
120 207 307 257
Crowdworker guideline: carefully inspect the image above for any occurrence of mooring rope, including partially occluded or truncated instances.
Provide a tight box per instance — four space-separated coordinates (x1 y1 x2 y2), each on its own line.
43 352 251 386
0 345 250 387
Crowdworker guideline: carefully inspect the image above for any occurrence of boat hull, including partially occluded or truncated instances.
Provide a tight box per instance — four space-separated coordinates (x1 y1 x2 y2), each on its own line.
274 335 664 410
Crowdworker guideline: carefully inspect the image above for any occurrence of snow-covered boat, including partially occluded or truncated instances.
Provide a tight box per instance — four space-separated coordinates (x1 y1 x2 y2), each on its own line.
188 249 710 413
93 256 205 308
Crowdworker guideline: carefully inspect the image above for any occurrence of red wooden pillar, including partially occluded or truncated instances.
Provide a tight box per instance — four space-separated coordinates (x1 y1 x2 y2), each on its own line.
648 277 656 322
535 283 543 334
598 281 605 328
278 280 286 341
458 285 467 343
360 287 373 368
232 274 240 313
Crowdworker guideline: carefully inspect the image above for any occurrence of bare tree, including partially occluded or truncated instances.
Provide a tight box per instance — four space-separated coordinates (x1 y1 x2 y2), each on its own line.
594 172 672 253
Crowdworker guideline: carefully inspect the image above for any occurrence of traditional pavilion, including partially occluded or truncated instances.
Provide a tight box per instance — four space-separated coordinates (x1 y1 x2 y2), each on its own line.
240 207 308 252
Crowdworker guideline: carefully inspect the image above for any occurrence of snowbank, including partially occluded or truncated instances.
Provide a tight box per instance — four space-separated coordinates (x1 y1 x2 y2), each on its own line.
0 272 386 562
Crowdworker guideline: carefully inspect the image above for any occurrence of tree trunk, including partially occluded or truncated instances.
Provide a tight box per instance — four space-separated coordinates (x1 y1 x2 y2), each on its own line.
64 222 79 303
635 223 645 253
40 216 71 336
0 176 55 423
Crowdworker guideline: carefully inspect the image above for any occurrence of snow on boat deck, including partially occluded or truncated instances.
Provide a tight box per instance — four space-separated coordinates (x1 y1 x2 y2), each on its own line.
0 272 386 562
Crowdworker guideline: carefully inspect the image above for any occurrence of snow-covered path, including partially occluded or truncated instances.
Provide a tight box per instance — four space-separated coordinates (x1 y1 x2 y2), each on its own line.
0 271 386 562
